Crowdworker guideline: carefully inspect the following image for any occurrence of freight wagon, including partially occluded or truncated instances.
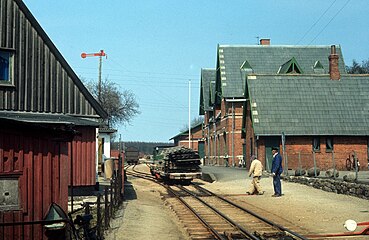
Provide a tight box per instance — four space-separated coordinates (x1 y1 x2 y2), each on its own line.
125 146 139 165
150 146 202 184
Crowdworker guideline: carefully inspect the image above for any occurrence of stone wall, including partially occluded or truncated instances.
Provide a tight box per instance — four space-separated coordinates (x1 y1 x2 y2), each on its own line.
284 175 369 200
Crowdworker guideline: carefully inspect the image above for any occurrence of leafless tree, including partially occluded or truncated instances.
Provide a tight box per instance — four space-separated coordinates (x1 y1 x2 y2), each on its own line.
180 116 204 132
85 78 140 127
346 59 369 74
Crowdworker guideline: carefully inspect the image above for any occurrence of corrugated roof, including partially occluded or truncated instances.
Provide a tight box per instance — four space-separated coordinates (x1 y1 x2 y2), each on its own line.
217 45 346 98
247 74 369 136
199 69 216 114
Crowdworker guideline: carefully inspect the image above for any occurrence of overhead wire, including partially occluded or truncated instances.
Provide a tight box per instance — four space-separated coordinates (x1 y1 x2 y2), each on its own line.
76 57 200 110
308 0 351 45
296 0 337 44
107 57 198 78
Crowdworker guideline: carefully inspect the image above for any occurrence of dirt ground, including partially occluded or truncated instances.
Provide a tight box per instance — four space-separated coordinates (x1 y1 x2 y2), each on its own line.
105 174 189 240
105 164 369 239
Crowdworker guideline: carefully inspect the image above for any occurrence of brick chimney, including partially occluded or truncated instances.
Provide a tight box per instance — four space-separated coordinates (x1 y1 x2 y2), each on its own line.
329 45 340 80
259 39 270 45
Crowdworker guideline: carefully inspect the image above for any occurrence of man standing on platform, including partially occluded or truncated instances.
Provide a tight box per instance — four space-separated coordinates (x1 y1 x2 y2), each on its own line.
246 155 264 195
271 147 283 197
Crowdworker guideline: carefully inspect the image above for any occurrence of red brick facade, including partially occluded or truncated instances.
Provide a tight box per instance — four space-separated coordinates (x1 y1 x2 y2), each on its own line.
256 136 367 171
204 100 246 167
203 98 368 172
172 124 203 152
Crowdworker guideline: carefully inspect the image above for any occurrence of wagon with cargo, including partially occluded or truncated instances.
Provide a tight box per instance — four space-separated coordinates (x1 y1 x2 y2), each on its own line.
150 146 202 184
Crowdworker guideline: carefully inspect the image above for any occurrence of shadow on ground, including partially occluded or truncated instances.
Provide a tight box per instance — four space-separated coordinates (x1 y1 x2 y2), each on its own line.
123 180 137 201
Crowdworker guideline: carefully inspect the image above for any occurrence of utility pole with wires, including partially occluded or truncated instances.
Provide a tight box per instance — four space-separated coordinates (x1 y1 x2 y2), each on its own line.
81 50 107 103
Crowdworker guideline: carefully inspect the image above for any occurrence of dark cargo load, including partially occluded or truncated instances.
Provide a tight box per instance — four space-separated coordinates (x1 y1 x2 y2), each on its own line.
150 146 202 183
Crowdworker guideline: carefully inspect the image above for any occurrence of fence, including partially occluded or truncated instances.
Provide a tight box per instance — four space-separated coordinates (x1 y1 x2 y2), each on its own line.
67 176 123 239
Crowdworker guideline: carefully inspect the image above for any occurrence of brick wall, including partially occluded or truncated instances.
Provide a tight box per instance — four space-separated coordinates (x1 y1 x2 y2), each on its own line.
205 100 245 166
175 124 203 151
257 136 368 171
203 98 368 172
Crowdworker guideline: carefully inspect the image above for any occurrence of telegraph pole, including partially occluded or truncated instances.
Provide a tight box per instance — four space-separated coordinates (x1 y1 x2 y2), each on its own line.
81 50 107 102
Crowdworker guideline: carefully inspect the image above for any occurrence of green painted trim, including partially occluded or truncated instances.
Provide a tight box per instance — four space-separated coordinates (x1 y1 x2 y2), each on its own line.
240 60 253 72
278 57 304 74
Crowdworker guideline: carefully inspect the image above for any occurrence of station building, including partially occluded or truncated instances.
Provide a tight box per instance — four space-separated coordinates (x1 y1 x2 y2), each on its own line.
200 39 369 172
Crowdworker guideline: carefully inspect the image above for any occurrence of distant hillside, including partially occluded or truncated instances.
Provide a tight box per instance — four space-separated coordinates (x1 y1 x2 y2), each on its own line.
111 141 174 155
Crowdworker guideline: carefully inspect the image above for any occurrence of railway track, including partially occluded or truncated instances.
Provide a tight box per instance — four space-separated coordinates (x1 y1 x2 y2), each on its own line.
126 165 308 240
167 184 307 240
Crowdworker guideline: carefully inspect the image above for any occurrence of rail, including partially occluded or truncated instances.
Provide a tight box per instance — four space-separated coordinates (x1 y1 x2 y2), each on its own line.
126 165 307 240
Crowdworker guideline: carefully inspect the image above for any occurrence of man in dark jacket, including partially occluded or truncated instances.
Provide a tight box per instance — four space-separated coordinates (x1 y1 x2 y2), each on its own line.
271 147 283 197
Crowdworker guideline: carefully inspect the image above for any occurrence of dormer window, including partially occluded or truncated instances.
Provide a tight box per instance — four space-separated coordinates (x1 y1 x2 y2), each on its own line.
278 57 303 74
240 60 253 73
313 60 325 74
0 49 14 85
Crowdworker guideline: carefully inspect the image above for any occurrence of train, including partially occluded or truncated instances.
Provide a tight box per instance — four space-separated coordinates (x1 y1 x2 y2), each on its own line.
149 146 202 184
125 146 139 165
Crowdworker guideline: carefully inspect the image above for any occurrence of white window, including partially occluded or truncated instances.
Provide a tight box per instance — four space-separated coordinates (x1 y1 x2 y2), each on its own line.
326 137 334 152
312 137 320 152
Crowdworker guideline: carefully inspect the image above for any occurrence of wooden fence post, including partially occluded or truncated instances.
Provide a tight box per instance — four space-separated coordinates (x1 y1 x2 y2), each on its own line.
97 194 101 238
85 203 90 215
104 186 109 229
110 180 114 217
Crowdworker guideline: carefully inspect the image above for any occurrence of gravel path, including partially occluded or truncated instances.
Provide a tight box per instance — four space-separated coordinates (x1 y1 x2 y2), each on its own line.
105 174 189 240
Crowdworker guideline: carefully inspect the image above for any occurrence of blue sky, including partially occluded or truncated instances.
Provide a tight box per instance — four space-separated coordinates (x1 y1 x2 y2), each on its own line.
23 0 369 142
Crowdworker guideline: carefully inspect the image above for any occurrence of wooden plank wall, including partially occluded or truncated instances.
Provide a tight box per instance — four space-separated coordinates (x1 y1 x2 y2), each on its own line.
0 0 98 117
70 127 97 186
0 130 69 240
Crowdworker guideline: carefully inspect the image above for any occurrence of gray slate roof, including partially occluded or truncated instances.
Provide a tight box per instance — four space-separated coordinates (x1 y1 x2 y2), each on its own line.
217 45 346 98
247 74 369 136
199 69 216 114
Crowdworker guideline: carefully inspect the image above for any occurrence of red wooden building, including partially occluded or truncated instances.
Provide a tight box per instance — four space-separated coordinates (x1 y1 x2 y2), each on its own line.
0 0 107 239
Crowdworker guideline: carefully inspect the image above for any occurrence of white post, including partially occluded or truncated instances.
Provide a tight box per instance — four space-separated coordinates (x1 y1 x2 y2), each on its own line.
189 79 191 148
232 101 235 167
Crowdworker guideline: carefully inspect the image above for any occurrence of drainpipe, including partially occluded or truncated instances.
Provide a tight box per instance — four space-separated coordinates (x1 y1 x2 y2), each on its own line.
213 123 216 165
70 141 74 211
213 111 218 165
207 122 210 165
232 101 235 167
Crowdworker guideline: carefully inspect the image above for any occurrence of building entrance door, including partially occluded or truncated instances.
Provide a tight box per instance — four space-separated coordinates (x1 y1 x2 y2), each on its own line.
264 137 280 172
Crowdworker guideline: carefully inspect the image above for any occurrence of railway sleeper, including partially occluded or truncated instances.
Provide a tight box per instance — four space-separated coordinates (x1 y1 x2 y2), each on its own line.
254 230 296 240
224 231 250 239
